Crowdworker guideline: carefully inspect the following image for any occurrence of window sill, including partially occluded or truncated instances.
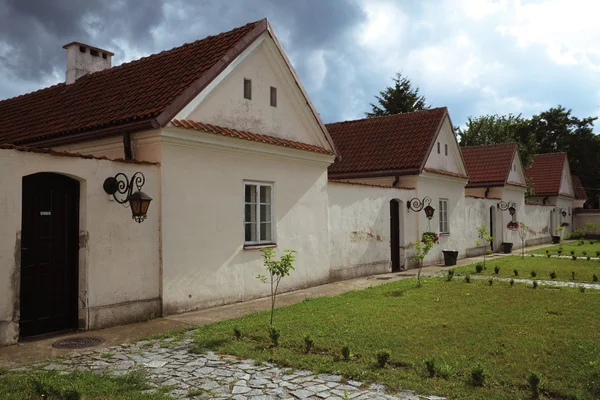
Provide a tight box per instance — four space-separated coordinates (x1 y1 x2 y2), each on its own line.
244 243 277 250
440 233 450 237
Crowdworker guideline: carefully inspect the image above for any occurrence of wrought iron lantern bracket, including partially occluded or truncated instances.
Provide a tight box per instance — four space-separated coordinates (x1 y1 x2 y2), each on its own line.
103 172 152 223
497 200 516 215
407 197 435 220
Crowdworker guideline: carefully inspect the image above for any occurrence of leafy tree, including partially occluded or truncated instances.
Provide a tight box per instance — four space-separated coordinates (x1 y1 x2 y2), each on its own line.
257 248 296 326
367 73 430 117
412 235 435 286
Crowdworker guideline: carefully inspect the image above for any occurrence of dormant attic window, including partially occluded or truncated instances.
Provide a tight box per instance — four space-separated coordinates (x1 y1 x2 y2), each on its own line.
244 78 252 100
270 86 277 107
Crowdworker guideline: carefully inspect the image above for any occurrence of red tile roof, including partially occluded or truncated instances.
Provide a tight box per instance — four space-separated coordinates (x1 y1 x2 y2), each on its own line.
328 179 415 191
0 20 266 146
171 120 334 155
572 175 587 200
460 143 518 187
525 153 568 196
423 167 469 180
326 108 448 176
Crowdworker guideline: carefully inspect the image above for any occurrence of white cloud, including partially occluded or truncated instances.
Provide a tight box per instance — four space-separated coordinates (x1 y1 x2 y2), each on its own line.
458 0 507 21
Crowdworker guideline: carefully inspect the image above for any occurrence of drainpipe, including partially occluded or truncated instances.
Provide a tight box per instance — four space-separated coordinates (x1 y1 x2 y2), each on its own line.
123 133 133 160
392 175 400 187
542 196 549 205
484 187 490 198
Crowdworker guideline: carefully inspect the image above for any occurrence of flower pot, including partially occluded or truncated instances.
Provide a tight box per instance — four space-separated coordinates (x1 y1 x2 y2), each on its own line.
552 235 561 244
503 242 513 254
442 250 459 266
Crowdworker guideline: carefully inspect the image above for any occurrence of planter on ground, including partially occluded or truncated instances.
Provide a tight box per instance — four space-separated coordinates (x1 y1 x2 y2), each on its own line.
442 250 459 266
552 235 561 244
503 242 513 254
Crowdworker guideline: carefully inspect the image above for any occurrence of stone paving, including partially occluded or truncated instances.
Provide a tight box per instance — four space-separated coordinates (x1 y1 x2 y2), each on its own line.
20 331 442 400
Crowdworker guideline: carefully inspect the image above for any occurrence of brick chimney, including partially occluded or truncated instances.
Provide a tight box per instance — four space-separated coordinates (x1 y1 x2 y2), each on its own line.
63 42 114 85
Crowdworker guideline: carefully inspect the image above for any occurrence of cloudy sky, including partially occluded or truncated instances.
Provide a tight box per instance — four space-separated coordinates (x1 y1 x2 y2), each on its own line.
1 0 599 127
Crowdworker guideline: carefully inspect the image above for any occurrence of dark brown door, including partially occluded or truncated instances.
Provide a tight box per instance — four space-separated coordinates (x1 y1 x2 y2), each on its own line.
489 206 494 252
20 173 79 338
390 200 400 272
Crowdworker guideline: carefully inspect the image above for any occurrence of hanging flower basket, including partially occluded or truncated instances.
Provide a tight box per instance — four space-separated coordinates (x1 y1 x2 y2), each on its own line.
561 222 570 228
506 221 520 231
422 231 439 244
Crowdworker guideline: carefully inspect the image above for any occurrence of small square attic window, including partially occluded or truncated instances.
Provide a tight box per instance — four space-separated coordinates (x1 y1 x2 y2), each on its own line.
244 78 252 100
90 49 100 57
270 86 277 107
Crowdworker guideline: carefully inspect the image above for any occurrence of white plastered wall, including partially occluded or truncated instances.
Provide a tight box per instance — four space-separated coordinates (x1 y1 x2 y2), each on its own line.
0 148 160 346
424 117 467 176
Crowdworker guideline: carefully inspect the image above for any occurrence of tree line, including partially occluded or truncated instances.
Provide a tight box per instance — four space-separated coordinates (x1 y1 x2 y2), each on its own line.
367 73 600 207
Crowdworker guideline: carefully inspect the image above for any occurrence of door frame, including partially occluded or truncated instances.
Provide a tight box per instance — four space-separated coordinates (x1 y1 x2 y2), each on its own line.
19 172 81 339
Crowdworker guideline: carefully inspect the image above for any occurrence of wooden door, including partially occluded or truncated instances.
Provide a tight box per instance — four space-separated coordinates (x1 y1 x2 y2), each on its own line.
390 200 400 272
20 173 79 338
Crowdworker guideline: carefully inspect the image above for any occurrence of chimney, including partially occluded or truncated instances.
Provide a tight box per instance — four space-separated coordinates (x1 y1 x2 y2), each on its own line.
63 42 114 85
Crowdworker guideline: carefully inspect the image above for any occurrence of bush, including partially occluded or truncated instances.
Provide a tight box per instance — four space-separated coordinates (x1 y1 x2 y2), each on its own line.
475 264 484 273
547 254 551 258
528 372 541 399
341 344 351 361
376 349 391 368
304 334 314 354
587 256 591 261
233 327 242 340
572 271 576 280
593 274 598 283
494 265 500 274
446 269 455 282
557 248 563 255
465 274 471 283
268 326 281 347
572 255 578 261
580 286 586 293
470 365 485 387
597 251 600 257
583 250 588 256
488 278 494 286
530 271 537 278
533 281 538 289
570 250 575 255
514 269 519 277
545 250 549 254
510 278 515 287
591 241 595 245
549 271 557 280
425 359 436 378
530 254 534 257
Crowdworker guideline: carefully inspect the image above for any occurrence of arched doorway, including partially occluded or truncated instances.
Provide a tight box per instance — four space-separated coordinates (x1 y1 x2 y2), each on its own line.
390 200 401 272
20 173 80 338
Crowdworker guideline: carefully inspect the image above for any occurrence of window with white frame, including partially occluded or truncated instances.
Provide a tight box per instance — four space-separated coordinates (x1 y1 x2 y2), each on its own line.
439 198 449 233
244 182 273 244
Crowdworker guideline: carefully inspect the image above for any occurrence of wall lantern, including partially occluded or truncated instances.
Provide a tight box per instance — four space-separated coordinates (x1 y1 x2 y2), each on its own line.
561 209 567 218
497 201 516 216
103 172 152 223
407 197 435 220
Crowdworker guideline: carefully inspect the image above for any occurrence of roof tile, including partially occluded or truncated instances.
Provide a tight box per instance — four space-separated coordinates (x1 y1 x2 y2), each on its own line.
171 119 334 155
460 143 517 186
0 21 263 145
326 108 448 175
572 175 587 200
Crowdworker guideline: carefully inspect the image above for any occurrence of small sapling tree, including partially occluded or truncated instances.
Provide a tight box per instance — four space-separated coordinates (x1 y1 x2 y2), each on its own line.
257 248 296 326
476 225 493 268
517 221 529 258
413 234 436 285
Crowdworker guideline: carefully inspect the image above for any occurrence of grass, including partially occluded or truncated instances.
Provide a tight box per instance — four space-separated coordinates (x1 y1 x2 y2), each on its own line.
528 240 600 257
0 369 170 399
455 255 600 283
191 278 600 400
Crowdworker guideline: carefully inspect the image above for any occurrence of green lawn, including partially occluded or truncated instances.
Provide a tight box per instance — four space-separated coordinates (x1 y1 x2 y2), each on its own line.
528 240 600 257
455 255 600 283
0 369 171 400
191 278 600 400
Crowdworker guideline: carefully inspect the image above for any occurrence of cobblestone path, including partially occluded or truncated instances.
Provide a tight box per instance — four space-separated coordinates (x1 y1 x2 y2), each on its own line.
22 332 444 400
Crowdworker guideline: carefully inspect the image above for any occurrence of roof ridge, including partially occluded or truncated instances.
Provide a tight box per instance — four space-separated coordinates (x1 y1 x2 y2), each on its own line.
325 107 447 126
461 142 517 149
0 20 263 104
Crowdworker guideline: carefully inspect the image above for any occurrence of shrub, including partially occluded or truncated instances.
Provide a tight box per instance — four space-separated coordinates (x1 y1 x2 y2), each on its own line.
510 278 515 287
545 250 549 254
376 349 391 368
528 372 541 399
268 326 281 347
488 278 494 286
572 255 578 261
530 254 534 257
547 254 551 258
558 248 563 255
341 344 351 361
475 264 484 273
580 286 586 293
591 241 595 245
465 274 471 283
572 271 576 280
425 359 436 378
494 265 500 274
304 334 314 354
597 251 600 257
446 269 455 282
581 240 585 245
593 274 598 282
233 327 242 340
583 250 588 256
470 365 485 387
257 248 297 326
587 256 591 261
549 271 557 280
533 280 538 289
530 271 537 278
514 269 519 277
570 250 575 255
